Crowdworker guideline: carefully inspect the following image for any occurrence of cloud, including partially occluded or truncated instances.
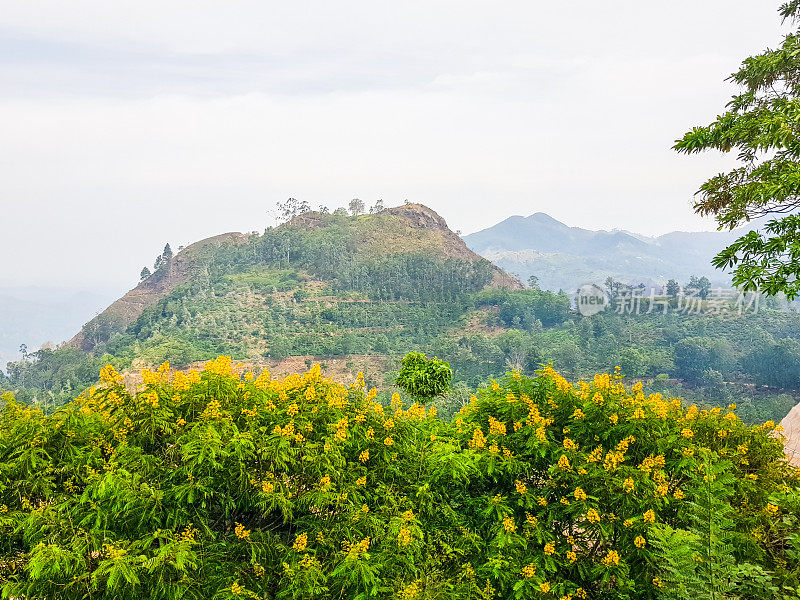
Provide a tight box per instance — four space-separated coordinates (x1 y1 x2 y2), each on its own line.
0 0 790 287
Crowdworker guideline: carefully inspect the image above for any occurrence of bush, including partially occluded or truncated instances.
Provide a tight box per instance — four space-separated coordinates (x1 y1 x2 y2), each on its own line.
1 360 798 599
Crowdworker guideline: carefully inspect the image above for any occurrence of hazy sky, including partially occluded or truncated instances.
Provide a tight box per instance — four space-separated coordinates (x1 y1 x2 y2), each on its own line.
0 1 791 289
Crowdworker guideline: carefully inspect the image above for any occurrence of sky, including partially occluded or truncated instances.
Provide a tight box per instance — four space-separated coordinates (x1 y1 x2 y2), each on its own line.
0 0 792 289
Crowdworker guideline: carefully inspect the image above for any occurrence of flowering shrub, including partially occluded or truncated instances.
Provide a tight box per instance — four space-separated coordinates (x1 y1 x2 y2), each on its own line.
0 359 798 599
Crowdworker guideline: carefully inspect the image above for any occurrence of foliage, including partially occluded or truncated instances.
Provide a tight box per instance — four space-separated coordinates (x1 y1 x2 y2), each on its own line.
1 359 799 599
7 208 800 426
675 3 800 298
395 352 453 401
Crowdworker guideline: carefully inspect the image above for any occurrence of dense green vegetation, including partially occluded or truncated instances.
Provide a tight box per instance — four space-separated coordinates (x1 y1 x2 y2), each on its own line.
3 209 800 426
1 359 798 599
5 272 800 425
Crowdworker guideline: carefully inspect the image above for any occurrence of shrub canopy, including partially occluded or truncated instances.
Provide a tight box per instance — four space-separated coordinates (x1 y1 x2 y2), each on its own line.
1 359 798 599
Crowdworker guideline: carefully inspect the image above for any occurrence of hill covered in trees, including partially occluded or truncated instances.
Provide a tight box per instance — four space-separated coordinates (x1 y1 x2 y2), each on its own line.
4 203 800 428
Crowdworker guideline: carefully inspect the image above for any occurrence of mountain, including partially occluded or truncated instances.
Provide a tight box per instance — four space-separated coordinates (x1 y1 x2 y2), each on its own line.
69 204 520 354
0 203 517 390
463 212 750 292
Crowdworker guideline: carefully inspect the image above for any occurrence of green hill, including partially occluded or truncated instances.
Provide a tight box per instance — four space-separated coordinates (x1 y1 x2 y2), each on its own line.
5 203 800 429
2 204 533 403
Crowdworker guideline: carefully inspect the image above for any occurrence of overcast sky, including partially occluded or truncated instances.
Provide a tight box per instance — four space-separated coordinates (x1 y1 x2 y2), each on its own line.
0 1 791 289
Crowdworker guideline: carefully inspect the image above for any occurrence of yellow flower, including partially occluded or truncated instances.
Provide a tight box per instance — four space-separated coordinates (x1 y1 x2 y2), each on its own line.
540 582 551 593
319 475 332 490
674 489 685 500
99 364 123 385
634 535 646 548
652 577 663 588
356 476 366 486
603 550 620 566
766 503 779 515
563 437 579 451
544 541 556 556
681 428 694 438
398 527 412 547
622 478 634 493
521 563 536 578
572 408 585 420
384 418 395 430
586 509 600 523
644 509 656 523
535 426 548 443
469 428 487 449
502 516 516 533
359 449 370 463
567 550 577 563
574 487 587 501
516 480 527 495
234 522 250 540
293 532 308 551
587 446 603 463
558 455 571 470
384 436 394 446
488 416 507 436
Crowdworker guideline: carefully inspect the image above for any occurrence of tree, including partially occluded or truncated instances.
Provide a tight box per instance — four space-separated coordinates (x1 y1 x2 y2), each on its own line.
686 275 711 299
349 198 365 216
140 266 151 281
527 275 540 290
276 198 311 223
665 279 680 298
673 337 734 383
369 199 384 214
4 361 797 599
395 351 452 402
675 4 800 298
162 243 173 260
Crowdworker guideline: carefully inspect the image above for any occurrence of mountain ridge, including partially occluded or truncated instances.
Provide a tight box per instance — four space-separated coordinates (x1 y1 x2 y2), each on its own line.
463 211 754 291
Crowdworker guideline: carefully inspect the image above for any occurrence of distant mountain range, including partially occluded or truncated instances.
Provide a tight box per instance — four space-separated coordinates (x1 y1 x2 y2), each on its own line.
463 212 755 293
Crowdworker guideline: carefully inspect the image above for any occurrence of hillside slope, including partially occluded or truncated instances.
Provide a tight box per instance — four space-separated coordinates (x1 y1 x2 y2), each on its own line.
70 232 250 350
59 204 521 372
